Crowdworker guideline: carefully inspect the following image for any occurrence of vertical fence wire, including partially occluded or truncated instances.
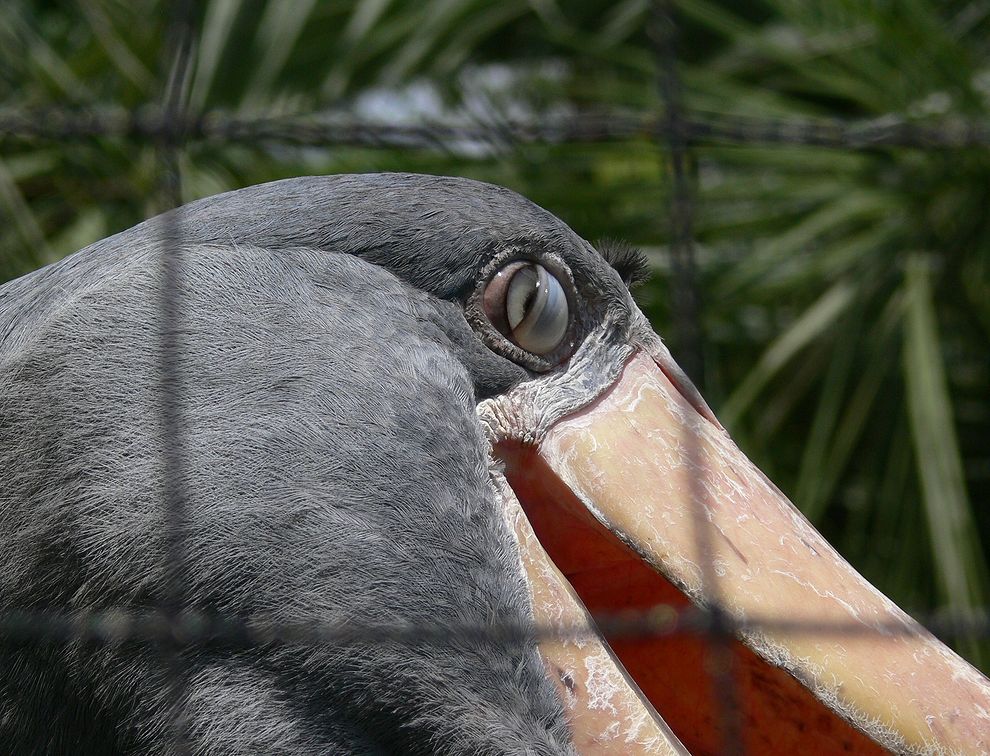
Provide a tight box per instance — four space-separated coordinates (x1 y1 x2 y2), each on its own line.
157 2 196 752
650 2 742 753
651 2 704 389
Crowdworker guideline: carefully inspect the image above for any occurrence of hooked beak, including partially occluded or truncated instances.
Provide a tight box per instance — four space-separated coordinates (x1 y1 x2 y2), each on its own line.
491 348 990 754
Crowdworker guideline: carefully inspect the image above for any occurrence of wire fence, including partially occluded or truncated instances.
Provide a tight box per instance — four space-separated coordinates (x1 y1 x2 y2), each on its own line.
3 1 990 754
5 106 990 150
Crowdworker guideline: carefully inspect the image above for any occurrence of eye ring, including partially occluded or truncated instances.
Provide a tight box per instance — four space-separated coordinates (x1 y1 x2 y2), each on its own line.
482 260 573 359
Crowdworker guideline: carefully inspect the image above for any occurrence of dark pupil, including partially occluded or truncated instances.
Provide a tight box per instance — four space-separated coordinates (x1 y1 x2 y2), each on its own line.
518 272 538 320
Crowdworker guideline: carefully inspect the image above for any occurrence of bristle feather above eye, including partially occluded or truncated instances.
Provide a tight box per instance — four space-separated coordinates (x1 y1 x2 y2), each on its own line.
596 238 651 288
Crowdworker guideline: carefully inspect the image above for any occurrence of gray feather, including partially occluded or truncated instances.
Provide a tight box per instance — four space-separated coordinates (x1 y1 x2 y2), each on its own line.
0 174 599 754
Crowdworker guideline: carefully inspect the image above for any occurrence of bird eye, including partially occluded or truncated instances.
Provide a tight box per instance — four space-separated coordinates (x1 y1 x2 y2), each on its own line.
483 261 570 356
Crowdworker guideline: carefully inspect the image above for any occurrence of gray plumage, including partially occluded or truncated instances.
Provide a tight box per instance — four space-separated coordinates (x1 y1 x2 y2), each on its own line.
0 174 634 754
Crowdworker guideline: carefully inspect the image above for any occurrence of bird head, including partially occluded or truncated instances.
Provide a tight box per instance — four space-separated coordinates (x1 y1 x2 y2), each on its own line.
2 173 987 754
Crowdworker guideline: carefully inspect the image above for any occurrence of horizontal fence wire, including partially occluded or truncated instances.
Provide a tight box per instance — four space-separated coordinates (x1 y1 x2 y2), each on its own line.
3 607 990 647
3 106 990 150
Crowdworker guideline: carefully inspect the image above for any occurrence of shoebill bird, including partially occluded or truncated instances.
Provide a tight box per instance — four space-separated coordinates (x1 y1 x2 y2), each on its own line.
1 173 988 754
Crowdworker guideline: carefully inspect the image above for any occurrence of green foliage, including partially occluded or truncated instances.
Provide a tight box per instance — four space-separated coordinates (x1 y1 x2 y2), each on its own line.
2 0 988 665
674 2 990 667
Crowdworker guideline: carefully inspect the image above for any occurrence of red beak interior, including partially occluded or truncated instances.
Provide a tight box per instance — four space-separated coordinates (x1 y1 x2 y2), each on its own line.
499 443 883 754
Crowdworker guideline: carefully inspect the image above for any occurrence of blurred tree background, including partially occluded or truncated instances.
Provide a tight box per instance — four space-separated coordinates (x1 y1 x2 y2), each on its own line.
1 0 988 668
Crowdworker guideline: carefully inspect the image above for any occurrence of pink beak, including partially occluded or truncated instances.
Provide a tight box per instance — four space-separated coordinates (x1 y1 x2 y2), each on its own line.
493 350 990 754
